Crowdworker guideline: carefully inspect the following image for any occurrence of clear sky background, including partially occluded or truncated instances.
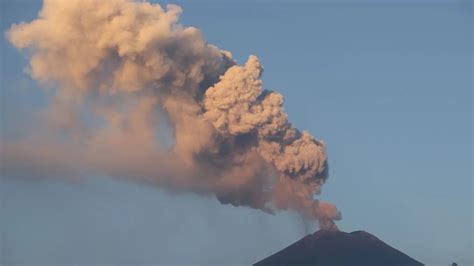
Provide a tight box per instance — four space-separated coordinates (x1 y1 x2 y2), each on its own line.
1 0 472 265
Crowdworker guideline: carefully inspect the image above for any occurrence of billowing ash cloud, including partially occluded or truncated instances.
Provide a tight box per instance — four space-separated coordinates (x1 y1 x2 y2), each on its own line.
4 0 341 229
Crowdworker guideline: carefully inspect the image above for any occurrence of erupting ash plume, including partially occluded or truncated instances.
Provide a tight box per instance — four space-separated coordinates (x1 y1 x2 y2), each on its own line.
3 0 341 229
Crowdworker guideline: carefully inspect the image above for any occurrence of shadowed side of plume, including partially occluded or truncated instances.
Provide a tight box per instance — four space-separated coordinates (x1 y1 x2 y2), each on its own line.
254 230 424 266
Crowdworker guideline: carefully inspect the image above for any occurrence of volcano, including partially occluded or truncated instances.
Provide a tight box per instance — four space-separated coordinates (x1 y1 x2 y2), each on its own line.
254 230 423 266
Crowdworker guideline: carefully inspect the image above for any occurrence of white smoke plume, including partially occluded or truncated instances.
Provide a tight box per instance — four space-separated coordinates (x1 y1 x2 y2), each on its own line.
3 0 341 230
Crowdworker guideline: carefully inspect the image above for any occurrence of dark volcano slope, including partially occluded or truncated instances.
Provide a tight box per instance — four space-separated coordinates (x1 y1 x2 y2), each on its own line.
254 230 423 266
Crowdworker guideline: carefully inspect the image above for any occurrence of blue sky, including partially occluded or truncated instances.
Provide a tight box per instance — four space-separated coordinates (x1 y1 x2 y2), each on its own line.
1 0 472 265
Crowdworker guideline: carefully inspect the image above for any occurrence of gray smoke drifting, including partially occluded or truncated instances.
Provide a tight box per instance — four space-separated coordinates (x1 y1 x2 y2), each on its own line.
3 0 341 229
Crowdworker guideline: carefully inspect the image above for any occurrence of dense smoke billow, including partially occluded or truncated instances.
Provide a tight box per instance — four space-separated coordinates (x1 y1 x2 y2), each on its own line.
3 0 341 229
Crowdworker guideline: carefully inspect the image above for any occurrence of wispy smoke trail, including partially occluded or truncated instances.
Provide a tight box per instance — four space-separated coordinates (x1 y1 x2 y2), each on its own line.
3 0 341 229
